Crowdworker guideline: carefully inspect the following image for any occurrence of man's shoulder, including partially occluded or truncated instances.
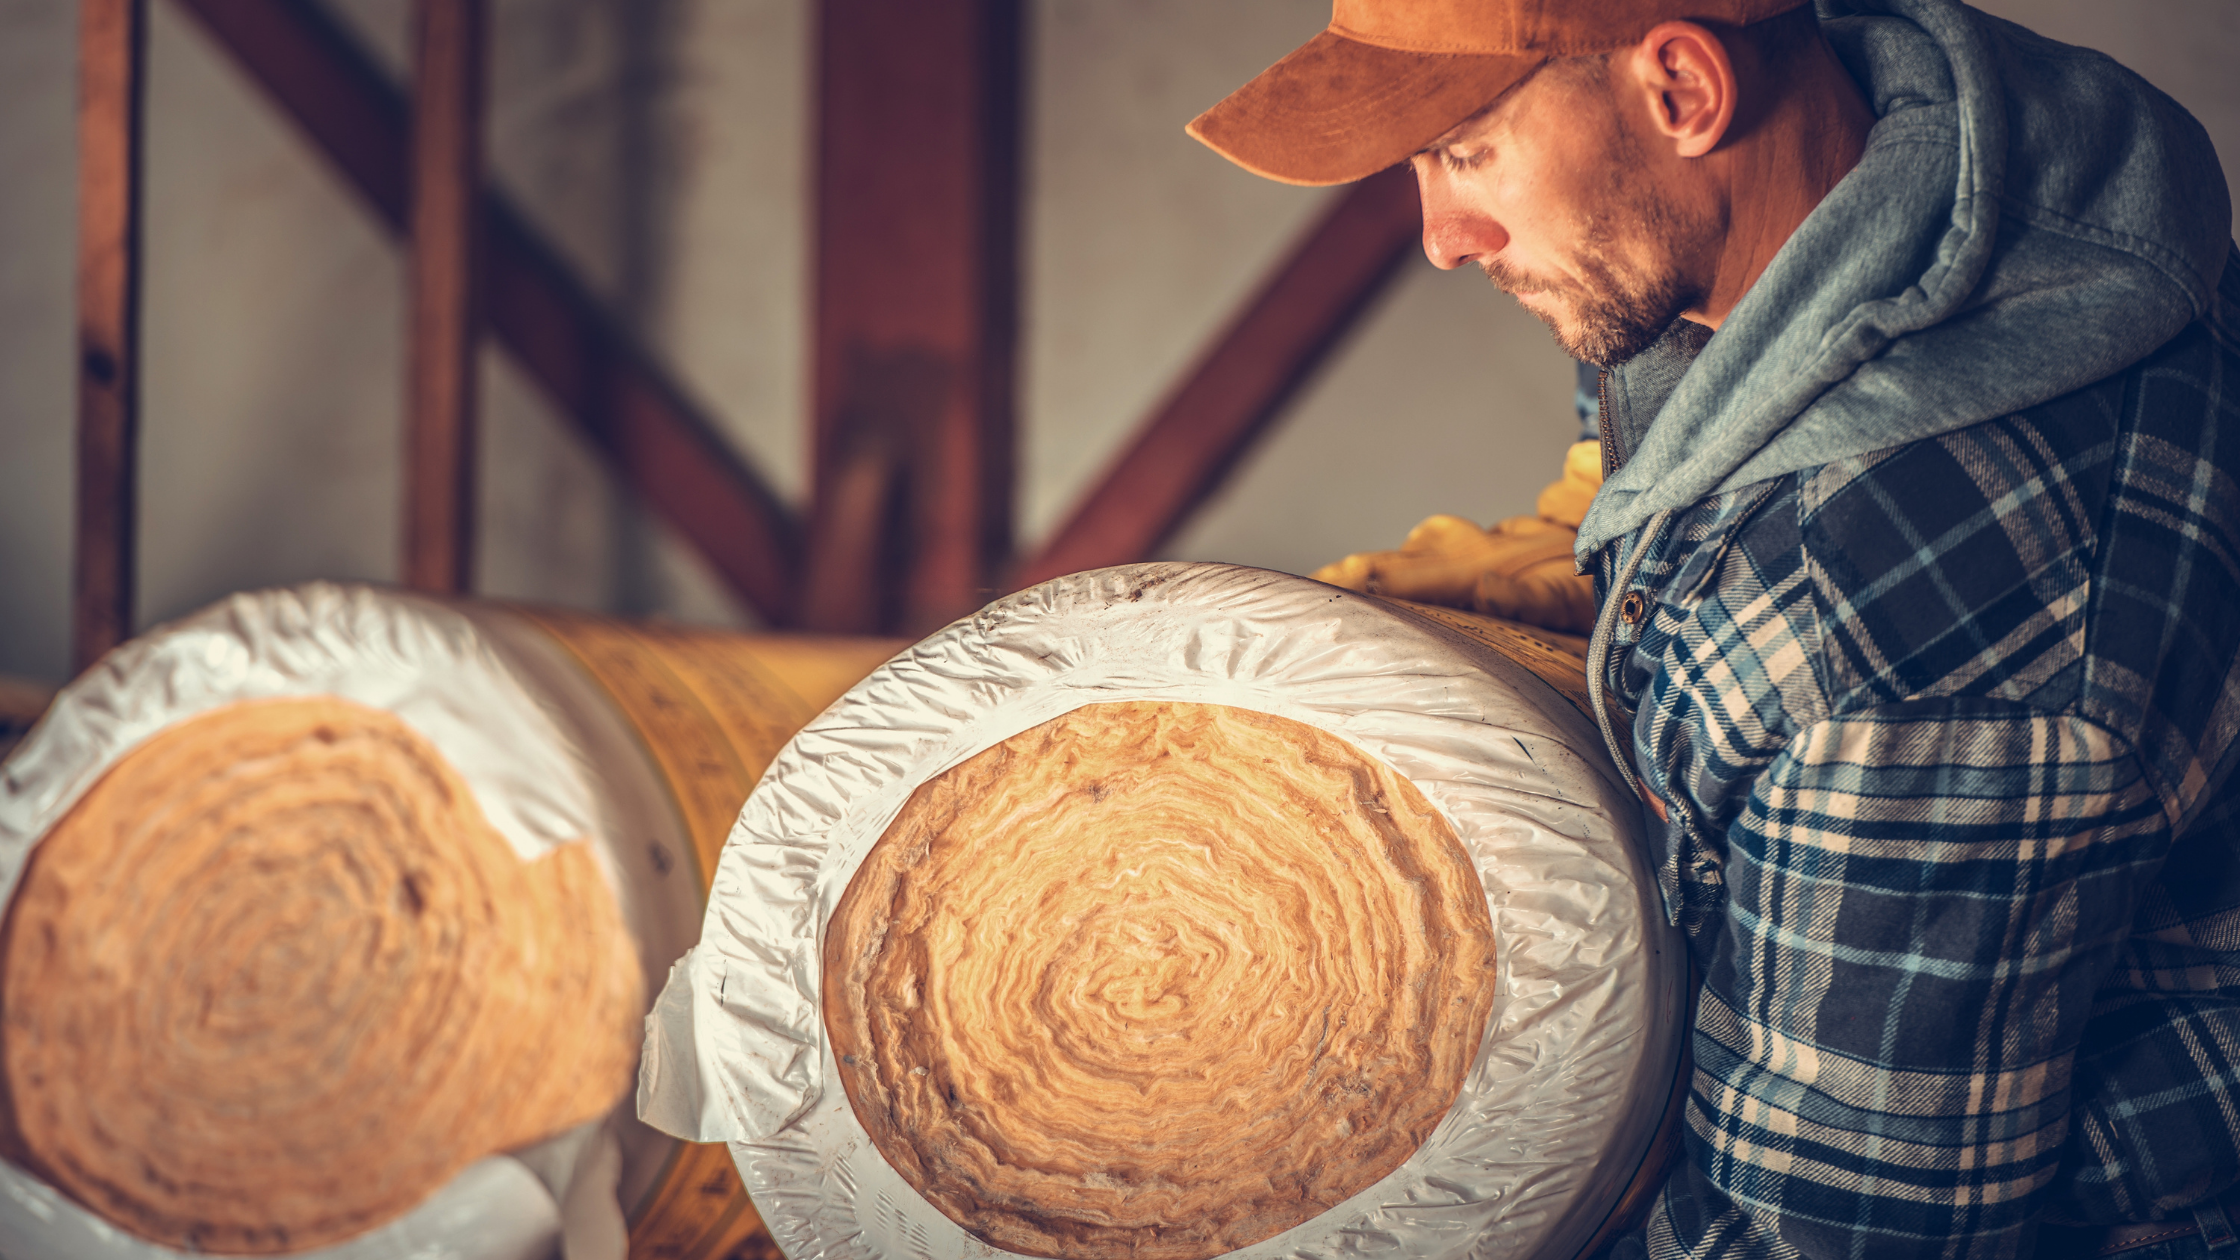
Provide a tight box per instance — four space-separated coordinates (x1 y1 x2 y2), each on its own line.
1782 370 2116 712
1761 302 2240 792
1637 283 2240 730
2070 294 2240 816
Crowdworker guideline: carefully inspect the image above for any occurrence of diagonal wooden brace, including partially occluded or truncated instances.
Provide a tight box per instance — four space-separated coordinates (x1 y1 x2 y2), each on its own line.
170 0 802 624
1012 166 1423 591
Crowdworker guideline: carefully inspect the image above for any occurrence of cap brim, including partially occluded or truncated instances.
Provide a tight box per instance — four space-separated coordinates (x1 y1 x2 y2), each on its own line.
1187 30 1544 187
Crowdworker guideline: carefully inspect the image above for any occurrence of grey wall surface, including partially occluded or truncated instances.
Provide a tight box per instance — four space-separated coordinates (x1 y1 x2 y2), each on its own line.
1 0 2234 684
0 0 77 686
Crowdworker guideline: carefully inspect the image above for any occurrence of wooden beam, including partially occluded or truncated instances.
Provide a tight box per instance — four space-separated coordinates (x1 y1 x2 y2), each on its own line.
803 0 1019 634
402 0 487 595
169 0 801 624
74 0 149 673
1011 166 1423 590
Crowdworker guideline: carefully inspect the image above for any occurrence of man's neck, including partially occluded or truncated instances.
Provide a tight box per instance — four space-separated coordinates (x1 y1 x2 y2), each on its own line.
1686 45 1876 330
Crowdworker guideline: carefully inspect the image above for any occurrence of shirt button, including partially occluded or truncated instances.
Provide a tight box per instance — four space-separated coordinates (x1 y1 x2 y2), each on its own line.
1619 590 1648 626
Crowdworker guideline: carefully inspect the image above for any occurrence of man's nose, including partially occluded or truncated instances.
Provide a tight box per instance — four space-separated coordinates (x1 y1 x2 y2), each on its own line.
1412 167 1508 271
1420 207 1508 272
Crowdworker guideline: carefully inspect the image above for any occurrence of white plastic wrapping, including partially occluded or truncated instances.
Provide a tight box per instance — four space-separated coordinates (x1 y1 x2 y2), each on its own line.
0 582 696 1260
642 563 1685 1260
0 1157 564 1260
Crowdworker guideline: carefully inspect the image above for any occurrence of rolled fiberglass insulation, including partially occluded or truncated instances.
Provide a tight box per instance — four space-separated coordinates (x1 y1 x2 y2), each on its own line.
641 562 1688 1260
0 582 898 1260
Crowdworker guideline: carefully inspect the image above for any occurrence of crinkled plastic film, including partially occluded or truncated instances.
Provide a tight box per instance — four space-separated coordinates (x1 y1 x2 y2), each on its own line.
0 583 679 1260
640 564 1686 1260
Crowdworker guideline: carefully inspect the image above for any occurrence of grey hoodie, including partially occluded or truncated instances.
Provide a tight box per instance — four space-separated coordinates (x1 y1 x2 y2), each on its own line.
1574 0 2234 560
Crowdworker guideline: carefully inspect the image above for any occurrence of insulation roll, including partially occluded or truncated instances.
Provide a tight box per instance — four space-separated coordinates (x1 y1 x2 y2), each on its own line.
0 583 898 1260
643 562 1689 1260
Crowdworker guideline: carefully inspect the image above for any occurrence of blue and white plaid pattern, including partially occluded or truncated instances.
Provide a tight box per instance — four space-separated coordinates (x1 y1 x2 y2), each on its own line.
1598 253 2240 1260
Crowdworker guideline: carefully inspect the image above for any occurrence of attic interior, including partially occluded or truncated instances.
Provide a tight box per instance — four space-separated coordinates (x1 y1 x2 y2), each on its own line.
0 2 2236 1259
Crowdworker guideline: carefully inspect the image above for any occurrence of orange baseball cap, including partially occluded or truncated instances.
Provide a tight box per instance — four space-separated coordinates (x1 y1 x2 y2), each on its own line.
1188 0 1813 186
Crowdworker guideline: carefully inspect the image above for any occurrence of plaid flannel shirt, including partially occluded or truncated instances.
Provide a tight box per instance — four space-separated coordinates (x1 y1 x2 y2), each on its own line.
1598 251 2240 1260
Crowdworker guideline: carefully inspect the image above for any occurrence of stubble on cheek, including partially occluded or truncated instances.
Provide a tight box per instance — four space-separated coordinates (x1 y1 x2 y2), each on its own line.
1476 93 1708 367
1494 189 1701 366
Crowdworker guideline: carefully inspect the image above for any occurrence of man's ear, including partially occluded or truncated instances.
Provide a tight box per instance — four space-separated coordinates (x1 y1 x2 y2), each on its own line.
1627 21 1736 158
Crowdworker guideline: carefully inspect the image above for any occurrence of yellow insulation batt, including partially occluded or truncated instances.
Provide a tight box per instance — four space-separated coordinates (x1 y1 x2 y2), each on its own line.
827 699 1501 1260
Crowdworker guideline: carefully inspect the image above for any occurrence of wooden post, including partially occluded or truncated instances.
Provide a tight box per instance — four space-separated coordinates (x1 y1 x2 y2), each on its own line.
803 0 1020 634
403 0 488 595
74 0 148 674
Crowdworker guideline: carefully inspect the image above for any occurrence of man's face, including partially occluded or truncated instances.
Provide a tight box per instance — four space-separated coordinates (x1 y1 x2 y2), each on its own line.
1411 60 1710 366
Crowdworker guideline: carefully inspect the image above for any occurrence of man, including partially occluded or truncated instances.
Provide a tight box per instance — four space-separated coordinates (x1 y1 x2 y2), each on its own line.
1189 3 2240 1259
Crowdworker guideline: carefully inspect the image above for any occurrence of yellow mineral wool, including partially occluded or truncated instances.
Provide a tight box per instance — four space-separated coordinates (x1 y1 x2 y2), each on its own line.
824 700 1497 1260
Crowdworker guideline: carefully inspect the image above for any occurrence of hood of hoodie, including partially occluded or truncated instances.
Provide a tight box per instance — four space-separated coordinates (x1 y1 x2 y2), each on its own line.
1574 0 2233 558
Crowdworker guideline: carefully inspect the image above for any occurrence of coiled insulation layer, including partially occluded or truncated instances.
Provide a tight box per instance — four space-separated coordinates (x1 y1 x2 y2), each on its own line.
826 700 1500 1260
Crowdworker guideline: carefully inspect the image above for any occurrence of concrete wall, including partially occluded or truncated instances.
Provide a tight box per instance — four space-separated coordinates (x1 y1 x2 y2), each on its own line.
1 0 2234 684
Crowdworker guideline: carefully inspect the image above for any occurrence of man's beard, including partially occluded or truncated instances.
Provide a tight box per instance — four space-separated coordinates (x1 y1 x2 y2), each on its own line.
1485 248 1692 367
1483 122 1706 367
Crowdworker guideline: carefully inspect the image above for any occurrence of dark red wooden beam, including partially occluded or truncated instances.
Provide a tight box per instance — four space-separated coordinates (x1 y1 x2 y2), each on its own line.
74 0 148 672
402 0 487 595
1011 166 1423 590
803 0 1020 634
170 0 800 623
